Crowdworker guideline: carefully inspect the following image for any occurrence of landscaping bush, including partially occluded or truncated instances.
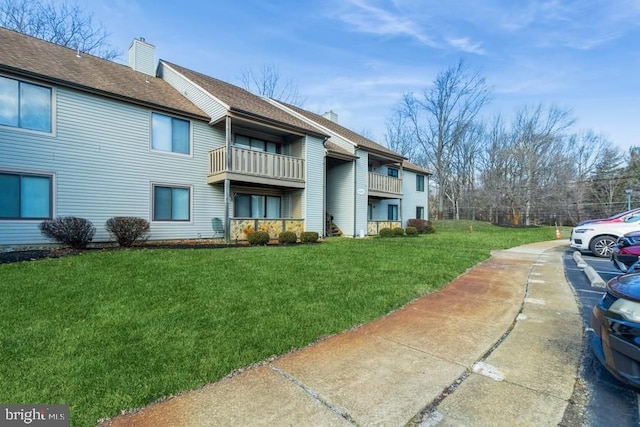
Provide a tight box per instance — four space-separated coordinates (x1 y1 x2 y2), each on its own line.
300 231 319 243
405 226 418 236
39 216 95 249
247 231 270 246
392 227 405 237
378 228 393 237
406 219 435 234
278 231 298 244
106 217 150 247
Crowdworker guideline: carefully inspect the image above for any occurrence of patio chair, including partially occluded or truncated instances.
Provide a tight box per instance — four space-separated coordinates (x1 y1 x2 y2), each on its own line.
212 217 225 239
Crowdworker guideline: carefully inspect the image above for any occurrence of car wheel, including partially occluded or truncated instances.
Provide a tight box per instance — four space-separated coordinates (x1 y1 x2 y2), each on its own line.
591 236 617 258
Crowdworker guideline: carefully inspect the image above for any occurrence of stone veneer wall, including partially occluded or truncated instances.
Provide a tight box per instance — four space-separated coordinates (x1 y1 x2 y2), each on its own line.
367 221 402 235
230 219 305 240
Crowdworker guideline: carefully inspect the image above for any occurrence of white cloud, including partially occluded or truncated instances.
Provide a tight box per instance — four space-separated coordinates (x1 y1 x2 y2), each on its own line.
446 37 486 55
332 0 438 46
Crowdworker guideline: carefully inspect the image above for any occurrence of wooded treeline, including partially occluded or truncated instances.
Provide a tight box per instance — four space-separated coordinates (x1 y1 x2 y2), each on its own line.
385 61 639 226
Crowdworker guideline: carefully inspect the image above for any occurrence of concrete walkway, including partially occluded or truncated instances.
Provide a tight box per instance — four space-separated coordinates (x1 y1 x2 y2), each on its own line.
100 240 580 426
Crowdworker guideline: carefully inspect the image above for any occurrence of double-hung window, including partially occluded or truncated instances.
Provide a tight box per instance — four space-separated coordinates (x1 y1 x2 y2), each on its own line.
416 206 424 219
0 172 52 219
153 185 190 221
234 194 281 218
416 175 425 192
387 168 399 178
0 76 52 133
151 113 190 155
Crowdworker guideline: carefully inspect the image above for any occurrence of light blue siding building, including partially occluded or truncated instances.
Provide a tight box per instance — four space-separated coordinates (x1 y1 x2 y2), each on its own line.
0 28 430 247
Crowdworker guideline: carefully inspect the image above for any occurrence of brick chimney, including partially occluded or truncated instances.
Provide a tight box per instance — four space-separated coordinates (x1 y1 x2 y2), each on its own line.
128 37 156 77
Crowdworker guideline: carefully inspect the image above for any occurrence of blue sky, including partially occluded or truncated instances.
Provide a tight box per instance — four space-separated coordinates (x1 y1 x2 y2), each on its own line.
85 0 639 151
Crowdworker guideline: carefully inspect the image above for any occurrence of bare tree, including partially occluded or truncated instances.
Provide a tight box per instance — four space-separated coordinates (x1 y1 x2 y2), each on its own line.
510 104 574 225
384 108 419 161
399 60 491 219
0 0 119 59
239 64 305 106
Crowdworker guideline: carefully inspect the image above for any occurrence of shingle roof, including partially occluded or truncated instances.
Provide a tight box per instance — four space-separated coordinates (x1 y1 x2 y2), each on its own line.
403 160 432 175
0 27 208 119
161 61 328 137
325 141 358 160
274 101 404 159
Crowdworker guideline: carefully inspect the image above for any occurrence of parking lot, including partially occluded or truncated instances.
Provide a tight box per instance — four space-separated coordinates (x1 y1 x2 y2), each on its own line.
563 249 640 426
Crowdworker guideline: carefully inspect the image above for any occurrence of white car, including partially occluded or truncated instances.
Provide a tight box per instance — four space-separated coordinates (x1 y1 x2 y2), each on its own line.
571 213 640 257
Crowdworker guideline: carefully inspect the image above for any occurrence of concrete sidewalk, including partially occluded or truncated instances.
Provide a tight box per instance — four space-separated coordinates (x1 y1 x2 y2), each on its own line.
100 240 580 427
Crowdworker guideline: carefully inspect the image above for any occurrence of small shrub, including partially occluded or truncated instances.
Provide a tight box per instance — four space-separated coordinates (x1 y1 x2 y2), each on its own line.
278 231 298 244
39 216 95 249
392 227 405 237
378 228 393 238
405 226 418 236
247 231 270 246
406 219 435 234
300 231 319 243
106 216 150 247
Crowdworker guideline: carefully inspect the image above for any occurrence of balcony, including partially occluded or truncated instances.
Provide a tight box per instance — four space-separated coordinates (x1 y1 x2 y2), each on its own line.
368 172 402 198
208 147 305 188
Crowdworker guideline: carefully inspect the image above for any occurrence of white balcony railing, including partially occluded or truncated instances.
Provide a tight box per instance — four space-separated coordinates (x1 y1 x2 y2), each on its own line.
368 172 402 195
209 147 305 182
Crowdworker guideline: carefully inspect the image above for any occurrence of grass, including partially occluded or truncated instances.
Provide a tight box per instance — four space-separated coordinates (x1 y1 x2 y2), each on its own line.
0 220 566 426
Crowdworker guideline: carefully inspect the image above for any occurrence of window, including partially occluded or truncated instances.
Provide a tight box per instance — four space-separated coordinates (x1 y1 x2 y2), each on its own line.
416 206 424 219
234 194 281 218
388 205 398 221
153 185 190 221
151 113 190 154
416 175 425 192
387 168 399 178
0 76 52 132
0 172 52 219
234 135 280 153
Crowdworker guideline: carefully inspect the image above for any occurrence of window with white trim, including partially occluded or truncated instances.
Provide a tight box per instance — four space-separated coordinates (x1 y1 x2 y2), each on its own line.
151 113 190 155
152 185 190 221
0 172 52 219
416 175 425 192
0 76 52 133
416 206 424 219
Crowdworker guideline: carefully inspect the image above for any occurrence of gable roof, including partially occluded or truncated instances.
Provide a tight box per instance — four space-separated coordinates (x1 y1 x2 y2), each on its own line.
0 27 207 119
273 101 405 160
161 61 328 138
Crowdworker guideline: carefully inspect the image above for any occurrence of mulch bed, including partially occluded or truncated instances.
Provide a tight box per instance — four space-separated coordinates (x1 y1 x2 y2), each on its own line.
0 239 287 264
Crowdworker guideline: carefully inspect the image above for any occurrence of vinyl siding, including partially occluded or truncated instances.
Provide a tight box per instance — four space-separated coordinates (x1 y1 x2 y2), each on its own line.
304 135 325 234
0 85 225 245
159 63 227 123
354 150 369 236
401 171 429 225
326 160 355 236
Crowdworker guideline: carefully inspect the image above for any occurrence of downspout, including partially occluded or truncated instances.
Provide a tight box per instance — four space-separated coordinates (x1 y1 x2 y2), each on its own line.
353 149 358 238
322 137 329 237
224 116 231 242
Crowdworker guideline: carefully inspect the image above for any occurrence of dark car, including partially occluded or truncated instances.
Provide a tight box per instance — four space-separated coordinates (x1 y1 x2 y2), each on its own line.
592 273 640 389
612 231 640 273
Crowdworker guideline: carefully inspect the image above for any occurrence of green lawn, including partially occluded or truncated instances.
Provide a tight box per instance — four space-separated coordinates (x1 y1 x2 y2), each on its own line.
0 221 566 426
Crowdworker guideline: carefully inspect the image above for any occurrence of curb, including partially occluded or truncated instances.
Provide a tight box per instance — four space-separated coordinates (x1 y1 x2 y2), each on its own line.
572 250 606 288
